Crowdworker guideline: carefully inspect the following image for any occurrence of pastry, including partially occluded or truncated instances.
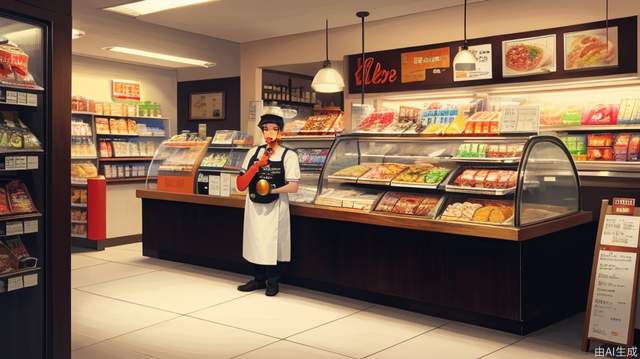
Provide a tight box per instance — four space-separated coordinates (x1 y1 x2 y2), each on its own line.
391 196 424 215
332 164 371 178
360 163 407 181
472 206 493 222
375 192 402 212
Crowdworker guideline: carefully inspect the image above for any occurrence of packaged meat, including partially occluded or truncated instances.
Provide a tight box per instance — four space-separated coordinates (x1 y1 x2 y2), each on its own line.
458 169 477 186
587 147 614 161
587 133 613 147
414 196 440 217
496 171 514 189
483 171 500 188
375 192 403 212
7 180 37 213
582 104 619 125
391 195 424 215
628 135 640 161
473 170 489 187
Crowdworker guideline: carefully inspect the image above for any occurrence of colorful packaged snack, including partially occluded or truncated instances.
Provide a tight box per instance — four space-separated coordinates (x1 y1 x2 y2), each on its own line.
582 104 619 125
587 147 614 161
587 133 614 147
614 134 632 161
7 180 37 213
628 135 640 161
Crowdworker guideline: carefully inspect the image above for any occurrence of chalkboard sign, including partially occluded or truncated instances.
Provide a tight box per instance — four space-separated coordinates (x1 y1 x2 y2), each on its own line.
582 198 640 351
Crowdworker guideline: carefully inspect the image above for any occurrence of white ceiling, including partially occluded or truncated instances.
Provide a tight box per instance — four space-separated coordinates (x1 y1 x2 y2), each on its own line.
77 0 483 43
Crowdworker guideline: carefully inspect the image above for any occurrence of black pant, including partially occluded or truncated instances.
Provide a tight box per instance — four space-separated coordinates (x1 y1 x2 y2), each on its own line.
254 262 282 284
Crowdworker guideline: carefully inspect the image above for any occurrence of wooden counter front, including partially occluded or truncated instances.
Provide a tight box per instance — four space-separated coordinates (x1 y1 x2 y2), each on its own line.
136 189 592 241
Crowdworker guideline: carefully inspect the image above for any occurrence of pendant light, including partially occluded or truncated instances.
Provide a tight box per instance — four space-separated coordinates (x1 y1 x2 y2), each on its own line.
452 0 477 71
311 19 345 93
356 11 369 104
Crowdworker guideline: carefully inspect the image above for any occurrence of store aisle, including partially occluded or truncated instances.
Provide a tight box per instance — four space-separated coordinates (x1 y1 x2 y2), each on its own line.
71 244 592 359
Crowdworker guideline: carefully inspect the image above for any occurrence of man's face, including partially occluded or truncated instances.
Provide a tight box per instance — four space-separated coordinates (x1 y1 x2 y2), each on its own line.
261 123 280 143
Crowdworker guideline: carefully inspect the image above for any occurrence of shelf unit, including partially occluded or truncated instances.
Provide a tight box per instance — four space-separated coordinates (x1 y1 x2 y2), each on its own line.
99 157 153 162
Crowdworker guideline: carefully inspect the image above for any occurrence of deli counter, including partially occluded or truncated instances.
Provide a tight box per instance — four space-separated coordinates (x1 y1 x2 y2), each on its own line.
137 130 592 335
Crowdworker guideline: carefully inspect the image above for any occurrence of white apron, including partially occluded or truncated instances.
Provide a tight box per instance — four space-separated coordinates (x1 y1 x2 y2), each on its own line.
241 146 297 265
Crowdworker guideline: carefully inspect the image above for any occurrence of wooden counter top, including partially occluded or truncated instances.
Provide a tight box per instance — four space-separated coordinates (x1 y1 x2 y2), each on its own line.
136 189 592 241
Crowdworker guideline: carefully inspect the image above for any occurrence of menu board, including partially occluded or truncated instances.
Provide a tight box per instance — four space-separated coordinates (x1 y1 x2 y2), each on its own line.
499 105 540 133
583 198 640 351
587 250 637 343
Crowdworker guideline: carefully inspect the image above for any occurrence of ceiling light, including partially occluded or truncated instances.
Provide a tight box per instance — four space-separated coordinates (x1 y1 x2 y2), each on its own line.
104 0 215 17
103 47 216 68
72 29 85 40
452 0 477 72
312 20 344 93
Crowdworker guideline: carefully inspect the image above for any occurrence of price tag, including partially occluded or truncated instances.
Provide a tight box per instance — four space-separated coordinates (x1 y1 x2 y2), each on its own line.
27 156 38 169
500 106 519 133
17 91 27 105
23 220 38 234
5 91 17 104
220 173 231 197
7 276 23 291
4 156 14 170
23 273 38 288
12 156 27 170
26 93 37 106
601 215 640 248
209 175 221 196
6 221 24 236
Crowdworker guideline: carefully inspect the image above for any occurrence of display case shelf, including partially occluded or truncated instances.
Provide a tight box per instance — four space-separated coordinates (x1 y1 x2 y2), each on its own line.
105 177 148 184
0 212 42 222
96 133 140 137
445 184 516 196
99 157 153 162
72 112 168 121
71 156 98 160
450 157 520 164
0 267 41 294
541 124 640 132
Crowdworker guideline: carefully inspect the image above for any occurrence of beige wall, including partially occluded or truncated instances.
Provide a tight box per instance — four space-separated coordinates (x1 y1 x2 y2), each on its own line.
72 55 179 239
240 0 640 132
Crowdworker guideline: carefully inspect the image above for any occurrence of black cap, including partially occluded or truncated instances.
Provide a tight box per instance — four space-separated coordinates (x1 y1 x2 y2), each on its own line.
258 114 284 129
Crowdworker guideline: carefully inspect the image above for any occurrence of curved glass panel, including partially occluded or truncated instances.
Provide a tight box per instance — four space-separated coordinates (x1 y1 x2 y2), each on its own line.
519 140 579 225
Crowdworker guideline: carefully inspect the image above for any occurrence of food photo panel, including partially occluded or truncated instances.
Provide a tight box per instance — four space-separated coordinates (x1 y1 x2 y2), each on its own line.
502 34 557 77
564 27 618 71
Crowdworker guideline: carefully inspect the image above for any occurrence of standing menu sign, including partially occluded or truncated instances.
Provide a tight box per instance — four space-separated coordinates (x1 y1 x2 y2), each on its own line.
582 198 640 351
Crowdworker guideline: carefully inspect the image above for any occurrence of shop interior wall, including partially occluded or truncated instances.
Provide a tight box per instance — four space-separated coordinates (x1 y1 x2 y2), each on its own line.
72 55 178 239
239 0 640 137
177 77 241 136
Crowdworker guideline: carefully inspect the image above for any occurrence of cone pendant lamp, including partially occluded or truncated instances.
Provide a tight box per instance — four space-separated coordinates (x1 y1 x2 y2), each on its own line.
312 19 344 93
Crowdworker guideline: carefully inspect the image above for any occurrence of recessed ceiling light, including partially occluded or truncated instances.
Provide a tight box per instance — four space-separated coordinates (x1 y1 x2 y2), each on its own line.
72 28 85 40
104 0 216 17
103 46 216 68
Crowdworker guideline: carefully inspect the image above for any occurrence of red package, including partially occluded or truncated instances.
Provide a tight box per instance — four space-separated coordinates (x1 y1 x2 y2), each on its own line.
582 104 619 125
473 170 489 187
587 133 614 147
0 42 35 86
628 135 640 161
483 170 500 189
614 134 632 161
4 238 30 260
588 147 614 161
0 188 10 215
7 180 37 213
0 241 17 274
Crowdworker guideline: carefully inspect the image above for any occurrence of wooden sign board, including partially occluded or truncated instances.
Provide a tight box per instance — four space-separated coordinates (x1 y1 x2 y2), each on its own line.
582 198 640 352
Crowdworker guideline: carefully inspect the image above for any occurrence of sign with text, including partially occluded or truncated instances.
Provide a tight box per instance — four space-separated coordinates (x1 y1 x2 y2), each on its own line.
583 199 640 351
400 47 450 84
112 79 141 101
499 105 540 133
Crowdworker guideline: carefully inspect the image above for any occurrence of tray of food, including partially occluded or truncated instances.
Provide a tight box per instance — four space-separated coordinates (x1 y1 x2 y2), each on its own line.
355 111 396 132
446 168 518 195
452 143 523 163
374 192 443 218
390 164 451 189
328 164 373 183
357 163 408 185
299 114 338 134
439 199 514 225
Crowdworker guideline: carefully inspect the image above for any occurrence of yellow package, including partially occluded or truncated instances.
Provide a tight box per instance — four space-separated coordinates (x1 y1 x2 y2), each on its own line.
445 114 467 135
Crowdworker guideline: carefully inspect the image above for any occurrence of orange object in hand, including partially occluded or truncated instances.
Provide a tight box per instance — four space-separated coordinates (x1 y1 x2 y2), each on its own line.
236 145 273 191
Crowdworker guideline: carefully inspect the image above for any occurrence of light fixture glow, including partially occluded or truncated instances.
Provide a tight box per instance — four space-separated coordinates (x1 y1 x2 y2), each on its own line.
312 19 344 93
104 0 215 17
72 29 85 40
103 47 216 68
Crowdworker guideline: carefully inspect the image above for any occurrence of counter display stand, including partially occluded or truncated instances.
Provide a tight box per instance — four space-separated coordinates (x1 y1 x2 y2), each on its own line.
137 130 592 335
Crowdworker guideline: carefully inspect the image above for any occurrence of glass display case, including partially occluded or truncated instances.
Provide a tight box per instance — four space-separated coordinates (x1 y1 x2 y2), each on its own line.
317 134 580 227
281 136 333 203
146 133 210 193
195 144 251 196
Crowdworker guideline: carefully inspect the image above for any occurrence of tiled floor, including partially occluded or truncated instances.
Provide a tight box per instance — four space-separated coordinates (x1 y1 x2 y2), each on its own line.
71 243 594 359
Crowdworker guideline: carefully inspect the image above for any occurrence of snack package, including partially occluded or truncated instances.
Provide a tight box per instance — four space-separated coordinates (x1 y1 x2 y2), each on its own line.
587 133 614 147
561 107 584 126
540 105 564 126
7 180 37 213
614 134 632 161
4 238 30 261
444 114 468 135
0 41 37 87
0 241 17 273
414 196 441 217
0 187 10 215
582 104 619 125
127 119 138 134
588 147 614 161
628 135 640 161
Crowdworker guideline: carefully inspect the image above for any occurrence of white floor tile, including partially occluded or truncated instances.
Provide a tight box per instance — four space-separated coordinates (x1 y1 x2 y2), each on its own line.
113 243 143 253
73 341 159 359
80 249 184 270
71 254 108 270
72 289 178 350
236 340 350 359
190 286 370 338
72 262 156 288
80 269 251 314
104 316 277 359
289 305 447 358
369 321 520 359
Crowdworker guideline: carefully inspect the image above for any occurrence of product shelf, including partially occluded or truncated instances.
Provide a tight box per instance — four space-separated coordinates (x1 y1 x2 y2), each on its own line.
541 124 640 132
99 157 153 162
0 267 41 294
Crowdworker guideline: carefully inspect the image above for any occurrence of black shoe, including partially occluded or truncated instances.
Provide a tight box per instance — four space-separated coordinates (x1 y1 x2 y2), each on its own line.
265 282 279 296
237 279 266 292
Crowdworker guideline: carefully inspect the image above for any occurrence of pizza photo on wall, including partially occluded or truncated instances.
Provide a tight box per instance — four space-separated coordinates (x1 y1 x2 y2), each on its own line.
564 27 618 71
502 34 557 77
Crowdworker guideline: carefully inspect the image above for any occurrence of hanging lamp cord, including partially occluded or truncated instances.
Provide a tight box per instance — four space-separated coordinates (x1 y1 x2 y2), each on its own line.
361 15 365 104
325 19 329 63
463 0 468 48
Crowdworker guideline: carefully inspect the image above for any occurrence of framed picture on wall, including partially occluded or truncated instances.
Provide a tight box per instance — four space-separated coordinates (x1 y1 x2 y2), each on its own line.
190 91 225 120
502 34 557 77
564 27 618 71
